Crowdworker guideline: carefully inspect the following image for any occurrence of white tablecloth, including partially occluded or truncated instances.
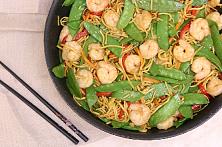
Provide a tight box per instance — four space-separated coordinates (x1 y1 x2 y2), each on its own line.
0 0 222 146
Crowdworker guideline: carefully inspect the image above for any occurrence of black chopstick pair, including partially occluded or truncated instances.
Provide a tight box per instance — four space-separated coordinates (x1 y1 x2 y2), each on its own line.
0 61 88 145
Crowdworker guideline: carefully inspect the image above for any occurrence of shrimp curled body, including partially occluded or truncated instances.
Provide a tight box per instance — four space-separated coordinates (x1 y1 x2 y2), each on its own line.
59 26 73 43
129 103 151 126
88 43 105 61
86 0 109 13
191 57 211 80
62 41 82 62
207 77 222 96
157 116 175 130
103 10 120 28
173 40 195 62
139 40 159 59
76 69 93 88
124 55 141 74
189 18 210 41
134 11 152 31
97 61 118 84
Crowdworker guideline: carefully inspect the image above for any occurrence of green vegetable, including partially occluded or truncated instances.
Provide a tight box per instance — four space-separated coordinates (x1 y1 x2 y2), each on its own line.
210 25 222 63
144 83 173 99
84 22 103 42
178 19 191 32
174 118 188 128
117 0 135 29
179 62 191 73
149 94 183 127
86 86 98 108
196 36 222 71
95 80 140 92
66 68 82 98
111 121 129 128
188 86 199 93
120 37 133 45
157 14 169 50
179 105 193 119
149 63 187 80
100 118 110 123
192 0 207 6
84 22 122 57
63 0 75 6
169 25 177 37
106 36 122 57
112 90 143 102
78 100 90 111
183 93 209 105
171 12 180 24
196 8 206 18
145 74 179 84
136 0 184 12
68 0 86 36
124 23 144 42
52 64 65 78
121 125 141 131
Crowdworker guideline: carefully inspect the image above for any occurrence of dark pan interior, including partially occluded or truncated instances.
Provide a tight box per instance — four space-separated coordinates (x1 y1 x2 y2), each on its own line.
44 0 222 140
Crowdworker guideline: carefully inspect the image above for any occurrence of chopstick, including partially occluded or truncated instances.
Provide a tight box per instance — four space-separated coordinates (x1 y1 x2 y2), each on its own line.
0 61 89 142
0 79 79 144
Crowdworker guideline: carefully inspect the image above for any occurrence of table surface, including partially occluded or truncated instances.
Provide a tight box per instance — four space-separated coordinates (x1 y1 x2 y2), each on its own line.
0 0 222 147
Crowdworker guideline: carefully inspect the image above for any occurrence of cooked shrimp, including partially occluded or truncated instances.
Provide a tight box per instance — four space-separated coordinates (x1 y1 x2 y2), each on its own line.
128 103 151 126
76 69 93 88
86 0 109 13
134 11 152 31
157 116 175 130
207 12 222 30
97 61 118 84
62 41 82 62
173 40 195 62
124 55 141 74
207 77 222 96
208 0 220 7
189 18 210 41
191 57 211 80
103 10 120 28
59 26 72 43
139 40 159 59
88 43 105 61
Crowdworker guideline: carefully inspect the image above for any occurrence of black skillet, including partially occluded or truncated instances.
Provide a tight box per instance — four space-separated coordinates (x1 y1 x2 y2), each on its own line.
44 0 222 140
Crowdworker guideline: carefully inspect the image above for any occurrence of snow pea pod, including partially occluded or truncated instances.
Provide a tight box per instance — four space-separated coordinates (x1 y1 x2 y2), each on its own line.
84 22 122 57
66 68 82 98
68 0 86 36
124 23 144 42
95 80 140 92
52 64 65 78
86 86 98 108
182 93 209 105
149 63 187 80
196 8 205 18
117 0 135 29
149 94 183 127
112 90 143 102
111 121 141 131
144 83 173 100
197 35 222 71
63 0 75 6
120 37 133 45
136 0 184 12
179 61 191 73
192 0 207 6
144 74 179 84
157 14 169 50
210 25 222 63
179 105 193 119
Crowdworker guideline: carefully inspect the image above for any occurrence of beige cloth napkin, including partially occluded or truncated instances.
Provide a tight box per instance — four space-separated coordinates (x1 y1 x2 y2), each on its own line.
0 0 222 147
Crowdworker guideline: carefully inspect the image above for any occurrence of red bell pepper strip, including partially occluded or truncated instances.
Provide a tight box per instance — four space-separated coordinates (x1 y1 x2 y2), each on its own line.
118 109 124 119
73 29 88 41
61 35 68 44
179 22 191 39
192 104 202 111
198 83 212 99
90 11 103 17
96 92 112 97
